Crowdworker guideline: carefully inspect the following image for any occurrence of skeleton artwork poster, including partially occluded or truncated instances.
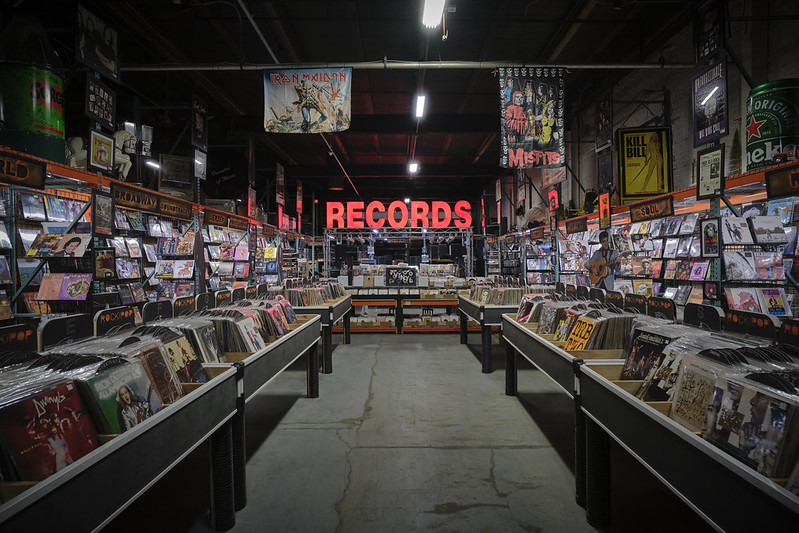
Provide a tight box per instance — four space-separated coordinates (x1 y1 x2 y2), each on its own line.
263 68 352 133
498 67 565 170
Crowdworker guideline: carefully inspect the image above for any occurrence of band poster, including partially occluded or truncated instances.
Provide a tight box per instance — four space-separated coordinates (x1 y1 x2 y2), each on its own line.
692 61 727 147
617 126 673 202
499 67 565 170
263 68 352 133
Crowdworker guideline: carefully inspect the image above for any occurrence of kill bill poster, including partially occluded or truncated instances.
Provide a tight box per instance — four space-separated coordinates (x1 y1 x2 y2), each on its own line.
499 67 565 169
617 126 673 202
263 68 352 133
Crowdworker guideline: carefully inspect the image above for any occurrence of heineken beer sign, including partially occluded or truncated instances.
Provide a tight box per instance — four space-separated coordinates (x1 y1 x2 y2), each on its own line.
746 79 799 170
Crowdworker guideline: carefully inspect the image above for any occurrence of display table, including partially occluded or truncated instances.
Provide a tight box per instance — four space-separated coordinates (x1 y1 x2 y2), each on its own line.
293 295 351 373
0 366 240 532
501 314 799 530
579 362 799 530
0 315 323 532
457 295 517 373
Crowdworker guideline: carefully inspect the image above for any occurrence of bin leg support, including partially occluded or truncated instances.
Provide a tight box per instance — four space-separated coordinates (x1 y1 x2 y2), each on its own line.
585 417 611 528
322 325 333 374
459 310 467 344
504 340 517 395
232 397 247 512
307 342 320 398
210 420 235 531
481 325 492 373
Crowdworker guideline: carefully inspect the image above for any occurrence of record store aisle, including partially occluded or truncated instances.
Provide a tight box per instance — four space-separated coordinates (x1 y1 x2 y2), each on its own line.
107 333 714 533
208 334 595 532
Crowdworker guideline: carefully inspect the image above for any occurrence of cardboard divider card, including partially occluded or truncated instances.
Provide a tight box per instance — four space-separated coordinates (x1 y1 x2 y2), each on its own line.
723 308 779 339
173 295 196 316
0 323 38 352
142 300 174 323
40 313 92 349
196 292 214 311
647 296 676 322
93 307 135 336
683 302 724 331
624 293 647 314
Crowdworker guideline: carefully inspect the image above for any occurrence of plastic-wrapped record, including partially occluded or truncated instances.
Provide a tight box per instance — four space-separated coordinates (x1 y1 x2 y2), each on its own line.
724 251 756 280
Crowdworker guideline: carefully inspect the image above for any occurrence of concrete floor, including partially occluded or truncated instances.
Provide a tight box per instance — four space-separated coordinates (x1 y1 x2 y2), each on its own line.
106 333 713 532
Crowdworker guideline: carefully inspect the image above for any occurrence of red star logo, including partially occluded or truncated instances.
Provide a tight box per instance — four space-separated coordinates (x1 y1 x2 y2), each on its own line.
746 115 766 141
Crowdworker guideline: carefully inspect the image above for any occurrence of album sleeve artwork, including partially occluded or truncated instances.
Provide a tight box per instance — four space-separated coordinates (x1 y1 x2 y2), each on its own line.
499 67 565 170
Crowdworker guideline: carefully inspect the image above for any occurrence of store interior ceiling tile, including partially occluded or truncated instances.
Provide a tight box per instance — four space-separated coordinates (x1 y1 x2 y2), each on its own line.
7 0 696 201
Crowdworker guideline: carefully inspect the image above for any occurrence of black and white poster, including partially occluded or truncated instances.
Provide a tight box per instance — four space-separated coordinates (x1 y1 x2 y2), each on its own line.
75 4 119 83
692 62 728 147
499 67 565 170
695 1 723 62
192 95 208 151
84 74 115 130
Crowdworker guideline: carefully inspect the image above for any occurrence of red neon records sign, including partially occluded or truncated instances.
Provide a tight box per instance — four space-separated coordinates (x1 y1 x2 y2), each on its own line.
327 200 472 229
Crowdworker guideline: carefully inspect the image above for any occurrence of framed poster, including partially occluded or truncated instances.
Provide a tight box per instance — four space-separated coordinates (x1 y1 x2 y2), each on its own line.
597 148 613 192
92 189 114 235
696 144 725 199
617 126 673 202
194 149 207 180
547 188 559 212
88 130 114 173
192 95 208 151
692 62 728 147
598 192 611 229
700 217 720 258
159 154 192 186
695 1 723 62
93 248 116 279
85 74 116 130
75 4 119 82
595 89 613 152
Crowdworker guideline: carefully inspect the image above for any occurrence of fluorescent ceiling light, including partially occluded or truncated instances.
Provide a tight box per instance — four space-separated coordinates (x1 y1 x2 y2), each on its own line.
405 197 411 203
145 160 161 169
422 0 445 28
194 159 204 165
701 86 719 106
415 95 426 117
409 162 419 173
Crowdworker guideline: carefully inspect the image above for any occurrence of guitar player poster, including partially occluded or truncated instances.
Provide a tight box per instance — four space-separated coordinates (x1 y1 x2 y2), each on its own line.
588 230 620 291
618 126 673 202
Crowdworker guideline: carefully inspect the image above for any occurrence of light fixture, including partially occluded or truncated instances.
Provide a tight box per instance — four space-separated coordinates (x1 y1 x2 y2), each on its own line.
422 0 446 28
415 95 426 118
409 162 418 173
404 197 411 203
145 160 161 169
194 159 204 166
329 176 346 191
701 86 719 106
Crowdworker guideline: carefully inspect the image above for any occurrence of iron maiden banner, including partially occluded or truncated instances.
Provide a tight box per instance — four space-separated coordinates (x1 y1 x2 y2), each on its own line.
263 68 352 133
499 67 565 169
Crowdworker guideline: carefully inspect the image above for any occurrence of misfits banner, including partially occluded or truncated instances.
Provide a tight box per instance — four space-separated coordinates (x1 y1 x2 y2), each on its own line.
264 68 352 133
499 67 565 169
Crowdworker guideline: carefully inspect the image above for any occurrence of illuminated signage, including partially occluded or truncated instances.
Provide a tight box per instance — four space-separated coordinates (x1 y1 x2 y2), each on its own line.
326 200 472 229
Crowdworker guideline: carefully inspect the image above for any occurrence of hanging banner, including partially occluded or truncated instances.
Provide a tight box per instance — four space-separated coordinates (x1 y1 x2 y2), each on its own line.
498 67 565 169
296 179 303 214
618 126 673 202
692 62 728 147
275 162 285 207
263 68 352 133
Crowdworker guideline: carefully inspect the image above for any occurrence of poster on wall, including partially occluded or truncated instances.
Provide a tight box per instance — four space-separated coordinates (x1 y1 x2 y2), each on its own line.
695 2 723 62
263 68 352 133
276 162 285 206
498 67 565 170
595 89 613 152
84 74 115 131
692 62 728 147
597 149 613 193
76 4 119 82
617 126 673 202
541 167 566 189
696 144 725 199
192 95 208 151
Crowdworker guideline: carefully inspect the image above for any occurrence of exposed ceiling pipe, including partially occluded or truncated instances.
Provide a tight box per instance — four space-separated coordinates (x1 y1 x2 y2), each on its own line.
319 134 363 201
123 59 694 72
236 0 281 64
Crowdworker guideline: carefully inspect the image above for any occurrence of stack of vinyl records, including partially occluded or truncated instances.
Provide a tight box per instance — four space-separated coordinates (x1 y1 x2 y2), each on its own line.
515 293 554 323
155 317 225 365
128 325 207 383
